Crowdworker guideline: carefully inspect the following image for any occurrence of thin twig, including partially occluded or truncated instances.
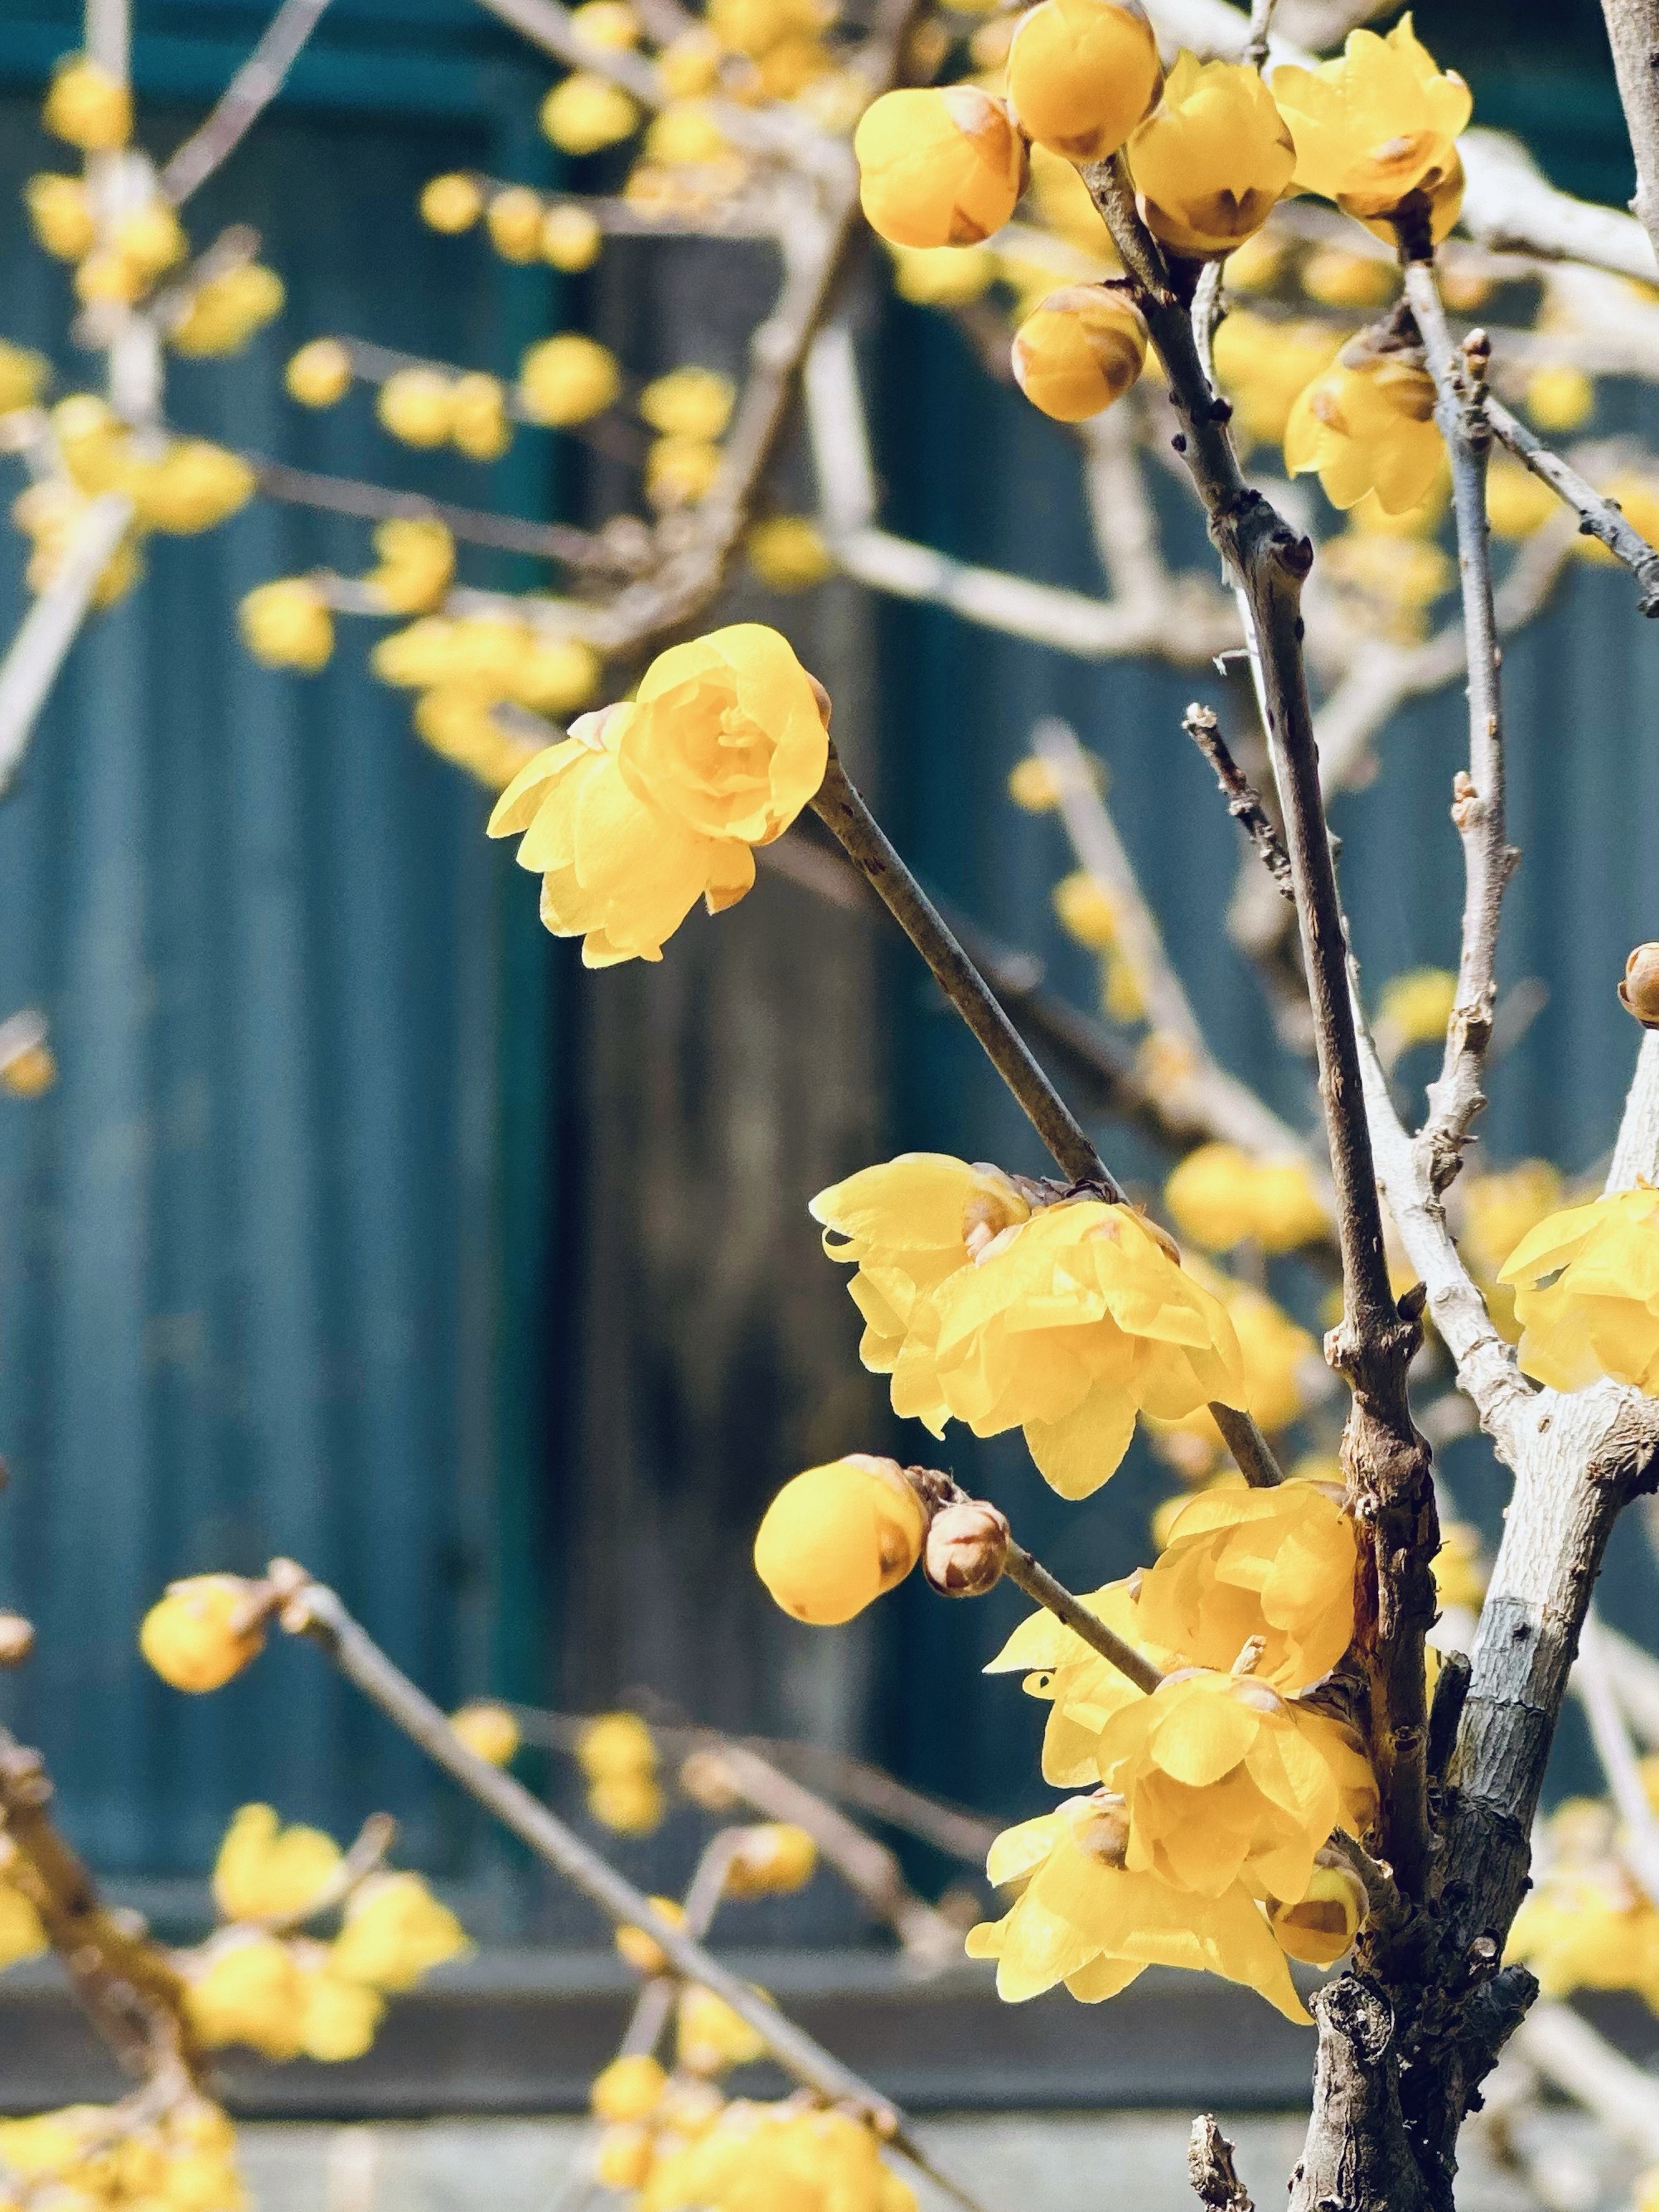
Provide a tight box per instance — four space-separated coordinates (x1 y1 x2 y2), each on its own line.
160 0 337 205
249 456 630 572
1182 703 1293 901
265 1562 995 2212
1485 394 1659 612
1399 268 1514 1197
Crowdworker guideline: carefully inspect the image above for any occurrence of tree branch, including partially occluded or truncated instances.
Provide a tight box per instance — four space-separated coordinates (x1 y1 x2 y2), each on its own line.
1182 702 1294 903
1599 0 1659 273
0 492 133 799
159 0 336 205
1188 2117 1255 2212
1485 395 1659 612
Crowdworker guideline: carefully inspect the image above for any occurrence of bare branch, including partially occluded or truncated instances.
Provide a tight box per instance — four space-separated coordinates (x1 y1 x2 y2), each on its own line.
160 0 336 205
1188 2117 1255 2212
1183 703 1294 902
249 455 630 571
1599 0 1659 273
1486 396 1659 613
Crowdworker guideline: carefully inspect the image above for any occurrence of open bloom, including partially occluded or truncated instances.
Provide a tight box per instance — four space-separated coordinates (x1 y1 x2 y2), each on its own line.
1096 1669 1348 1904
753 1455 926 1624
984 1578 1169 1785
1004 0 1161 165
854 88 1025 249
1134 1480 1357 1693
965 1794 1308 2019
328 1872 469 1992
488 625 827 965
1126 55 1294 258
213 1805 342 1924
1285 339 1441 514
1163 1142 1329 1253
1271 15 1469 222
1497 1186 1659 1393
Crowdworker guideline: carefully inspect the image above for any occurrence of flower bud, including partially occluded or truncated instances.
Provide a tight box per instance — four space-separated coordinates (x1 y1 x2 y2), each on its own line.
754 1455 927 1625
1620 944 1659 1029
486 187 545 263
725 1822 819 1896
922 1500 1010 1596
43 57 132 152
594 2127 654 2190
421 172 484 233
140 1575 268 1693
449 1700 520 1766
26 173 96 262
540 72 641 154
542 204 602 270
679 1748 743 1812
854 87 1025 250
239 579 334 673
377 368 456 449
285 339 352 409
1012 286 1147 422
1005 0 1160 165
1126 55 1294 258
1267 1853 1366 1967
591 2051 667 2123
615 1895 685 1975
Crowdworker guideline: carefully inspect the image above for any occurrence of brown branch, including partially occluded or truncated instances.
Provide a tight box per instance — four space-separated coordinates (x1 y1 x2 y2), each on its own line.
264 1562 995 2212
0 1731 206 2093
160 0 336 205
247 455 630 572
1485 394 1659 612
1182 703 1294 903
1189 2117 1255 2212
1397 271 1515 1199
1599 0 1659 273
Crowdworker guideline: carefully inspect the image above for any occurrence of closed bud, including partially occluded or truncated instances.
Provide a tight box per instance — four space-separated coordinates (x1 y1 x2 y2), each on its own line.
486 187 545 263
923 1500 1010 1596
725 1822 819 1896
1267 1852 1367 1967
854 87 1025 250
43 56 133 152
1620 943 1659 1029
140 1575 268 1693
0 1615 34 1667
753 1454 926 1625
615 1895 685 1975
1126 54 1294 258
1012 286 1147 422
421 172 485 233
591 2051 667 2123
1006 0 1160 165
285 339 353 409
449 1700 520 1766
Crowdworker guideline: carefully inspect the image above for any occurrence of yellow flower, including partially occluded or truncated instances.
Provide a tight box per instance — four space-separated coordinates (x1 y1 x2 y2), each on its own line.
1134 1479 1357 1693
573 0 641 46
25 173 95 261
129 441 257 534
1459 1159 1562 1282
43 56 133 150
1322 529 1453 626
486 186 545 262
414 692 541 791
747 515 834 591
185 1932 306 2057
984 1577 1165 1785
581 1712 663 1832
1508 1862 1659 2006
1525 364 1594 432
592 2052 668 2122
169 265 285 358
965 1794 1308 2018
421 171 485 232
1008 756 1061 810
590 1774 665 1833
1376 965 1457 1048
1284 340 1441 514
1012 286 1147 422
1212 312 1343 449
365 517 456 615
518 333 622 425
647 432 723 507
1432 1520 1487 1613
854 88 1025 250
890 243 996 304
1486 456 1559 539
643 100 732 167
677 1984 767 2075
451 371 513 461
0 1879 46 1968
640 368 737 441
708 0 829 57
726 1823 818 1896
579 1709 656 1781
285 338 353 408
753 1456 926 1625
1268 1852 1366 1967
0 342 49 418
239 579 334 672
450 1700 520 1765
1163 1142 1328 1253
109 200 188 283
378 368 456 447
140 1576 266 1692
660 26 723 94
1271 16 1470 222
541 73 641 154
1126 55 1294 258
1096 1669 1346 1905
213 1805 342 1924
1299 245 1395 309
642 2102 910 2212
1053 870 1116 949
616 1893 684 1974
1004 0 1161 165
295 1955 385 2060
542 204 602 269
329 1873 470 1991
597 2125 656 2191
1498 1186 1659 1393
0 1031 56 1097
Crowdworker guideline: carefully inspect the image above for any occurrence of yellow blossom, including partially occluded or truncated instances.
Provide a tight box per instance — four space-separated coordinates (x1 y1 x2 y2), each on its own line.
1322 529 1453 626
140 1576 266 1692
414 691 541 790
43 55 133 150
579 1712 663 1832
365 517 456 615
213 1804 342 1924
1012 286 1147 421
239 578 335 672
597 2125 655 2190
616 1894 685 1974
1268 1852 1366 1967
1486 456 1560 539
378 368 456 447
451 371 513 461
854 88 1025 250
519 333 622 425
726 1823 818 1896
296 1954 385 2060
747 514 834 591
130 441 257 534
1525 364 1594 432
1052 870 1116 949
643 100 733 167
1460 1159 1563 1283
1163 1142 1328 1253
1299 245 1395 309
985 1577 1166 1784
109 200 189 283
0 342 49 417
330 1872 469 1992
1270 16 1470 222
1499 1186 1659 1393
1508 1858 1659 2007
450 1700 521 1765
0 1031 56 1097
486 186 546 262
965 1794 1308 2018
169 264 285 357
1135 1479 1357 1692
542 204 603 269
677 1984 767 2074
1009 755 1061 809
890 243 997 304
1212 312 1342 449
642 2101 910 2212
1004 0 1161 165
753 1456 926 1625
592 2052 668 2122
421 171 485 232
708 0 829 56
542 74 641 154
1376 965 1457 1047
573 0 641 43
1432 1521 1487 1613
1285 340 1441 514
286 338 353 408
661 27 722 94
591 1775 665 1833
25 173 95 261
647 432 723 507
579 1710 656 1780
1126 55 1294 258
185 1932 306 2056
641 367 737 441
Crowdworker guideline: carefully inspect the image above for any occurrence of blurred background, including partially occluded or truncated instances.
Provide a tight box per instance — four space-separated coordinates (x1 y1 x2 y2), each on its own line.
1 0 1658 2113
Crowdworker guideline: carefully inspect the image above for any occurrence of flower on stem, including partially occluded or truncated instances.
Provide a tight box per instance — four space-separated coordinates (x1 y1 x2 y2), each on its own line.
965 1793 1309 2019
1267 1849 1367 1967
487 625 829 965
753 1456 926 1624
1011 286 1148 422
984 1577 1166 1785
286 338 353 408
1284 336 1441 515
1211 312 1343 451
725 1823 818 1896
140 1575 268 1692
541 73 641 154
1270 15 1470 224
213 1804 342 1924
1125 56 1294 258
1004 0 1161 165
578 1710 663 1833
854 88 1025 249
1497 1186 1659 1393
329 1872 470 1991
450 1700 521 1766
42 56 132 150
421 171 485 232
239 579 335 673
365 518 456 616
641 2101 916 2212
